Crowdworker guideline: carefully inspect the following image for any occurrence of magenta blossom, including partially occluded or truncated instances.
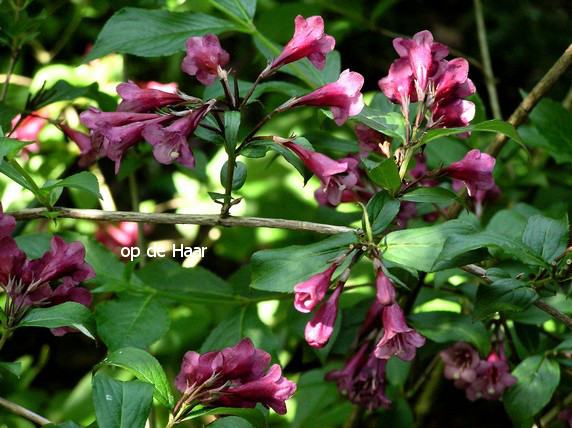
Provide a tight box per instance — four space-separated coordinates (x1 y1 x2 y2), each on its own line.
175 338 296 415
305 283 343 348
440 342 481 387
142 102 214 169
374 303 425 361
291 69 364 125
0 207 94 335
116 80 183 113
59 124 104 167
293 264 337 313
442 149 496 197
431 58 476 104
375 268 396 307
465 347 516 401
378 58 417 105
282 140 359 206
182 34 230 86
392 30 448 94
271 16 335 71
431 99 475 131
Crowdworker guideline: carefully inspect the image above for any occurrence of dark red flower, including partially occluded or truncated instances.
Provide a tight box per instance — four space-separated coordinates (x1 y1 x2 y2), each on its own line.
116 80 183 113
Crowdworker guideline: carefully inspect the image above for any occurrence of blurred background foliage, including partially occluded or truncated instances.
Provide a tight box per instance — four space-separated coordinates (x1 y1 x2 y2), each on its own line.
0 0 571 427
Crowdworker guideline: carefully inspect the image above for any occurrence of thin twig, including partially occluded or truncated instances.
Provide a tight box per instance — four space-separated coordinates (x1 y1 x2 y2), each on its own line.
473 0 502 119
0 49 19 101
7 207 358 235
460 264 572 330
0 396 52 425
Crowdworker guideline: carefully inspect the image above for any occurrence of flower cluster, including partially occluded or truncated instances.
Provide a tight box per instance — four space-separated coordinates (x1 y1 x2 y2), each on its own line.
0 204 94 335
379 30 476 131
440 340 516 401
174 338 296 416
293 253 425 410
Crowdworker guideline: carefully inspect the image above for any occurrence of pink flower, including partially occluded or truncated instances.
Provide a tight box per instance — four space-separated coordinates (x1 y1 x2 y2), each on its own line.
291 69 364 125
11 114 46 141
271 16 335 71
465 348 516 401
59 124 104 167
182 34 230 86
358 299 384 340
305 283 343 348
80 107 171 173
354 123 391 157
392 30 448 94
282 141 359 206
0 204 16 237
440 342 481 387
378 58 417 104
95 222 145 257
431 99 475 131
141 103 213 169
293 264 337 313
140 81 178 93
116 80 183 113
375 268 395 306
431 58 475 104
374 303 425 361
442 150 495 197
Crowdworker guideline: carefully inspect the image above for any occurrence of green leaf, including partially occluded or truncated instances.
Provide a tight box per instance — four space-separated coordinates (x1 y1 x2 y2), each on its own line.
528 98 572 164
224 110 241 153
207 416 254 428
408 312 490 353
436 231 550 268
522 214 568 263
18 302 96 340
251 232 358 292
352 107 407 142
220 161 247 191
0 102 21 132
400 187 458 204
184 408 265 428
0 361 22 377
364 192 400 235
102 347 174 409
381 220 480 272
210 0 257 22
474 279 539 321
92 373 154 428
44 171 102 199
421 119 529 156
0 136 33 161
504 356 560 423
84 8 239 62
0 161 34 191
367 158 401 195
35 80 117 111
95 295 170 351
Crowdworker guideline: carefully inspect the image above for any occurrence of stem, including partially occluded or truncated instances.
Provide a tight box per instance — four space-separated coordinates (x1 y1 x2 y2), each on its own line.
220 155 236 217
0 326 11 353
8 207 358 235
240 73 263 108
473 0 502 119
219 71 236 109
357 202 373 243
0 396 52 425
7 158 50 209
0 49 19 102
238 101 293 151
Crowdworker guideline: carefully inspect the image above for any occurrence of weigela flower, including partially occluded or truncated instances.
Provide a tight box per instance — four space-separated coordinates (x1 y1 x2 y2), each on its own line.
293 264 337 313
282 141 359 206
442 149 496 197
465 346 516 401
175 338 296 415
182 34 230 86
354 123 391 157
431 99 476 131
374 303 425 361
440 342 481 387
0 206 94 334
395 201 417 230
79 107 171 173
96 222 143 257
378 58 417 104
430 58 476 105
375 268 396 306
271 15 335 71
453 179 501 218
59 124 104 167
116 80 183 113
326 344 392 411
304 283 343 348
291 69 365 125
141 102 214 169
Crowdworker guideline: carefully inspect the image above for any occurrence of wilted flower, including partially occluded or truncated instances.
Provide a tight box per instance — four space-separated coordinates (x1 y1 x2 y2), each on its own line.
375 268 396 306
175 338 296 415
442 149 496 197
0 206 94 335
440 342 481 387
465 346 516 401
354 123 391 157
293 264 337 313
271 15 335 71
374 303 425 361
182 34 230 86
291 69 364 125
142 102 214 169
281 140 359 206
116 80 183 113
305 283 343 348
